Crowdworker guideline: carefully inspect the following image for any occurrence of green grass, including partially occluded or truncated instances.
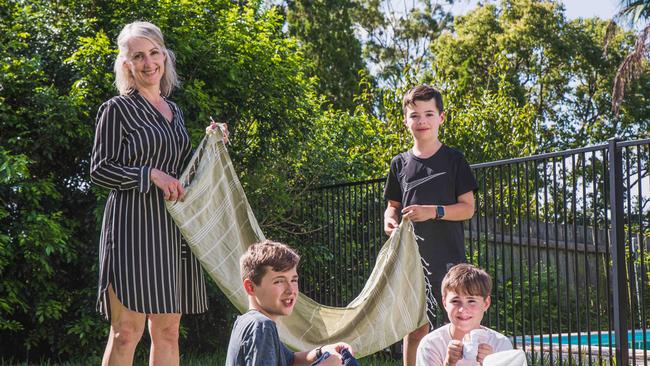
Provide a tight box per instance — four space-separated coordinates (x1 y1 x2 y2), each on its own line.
7 348 616 366
7 350 615 365
1 350 402 365
181 351 402 365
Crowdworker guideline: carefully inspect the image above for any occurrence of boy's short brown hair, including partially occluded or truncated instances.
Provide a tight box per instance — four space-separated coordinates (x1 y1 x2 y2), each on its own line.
441 263 492 299
402 84 444 116
240 240 300 285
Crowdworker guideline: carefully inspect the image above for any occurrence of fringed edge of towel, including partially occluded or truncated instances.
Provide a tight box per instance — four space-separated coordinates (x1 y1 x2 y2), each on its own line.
409 223 438 330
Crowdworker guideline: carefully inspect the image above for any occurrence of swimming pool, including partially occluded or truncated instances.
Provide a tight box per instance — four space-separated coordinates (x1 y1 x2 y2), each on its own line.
516 329 650 350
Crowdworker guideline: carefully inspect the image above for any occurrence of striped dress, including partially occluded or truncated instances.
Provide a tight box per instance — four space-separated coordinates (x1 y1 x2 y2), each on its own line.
90 90 208 318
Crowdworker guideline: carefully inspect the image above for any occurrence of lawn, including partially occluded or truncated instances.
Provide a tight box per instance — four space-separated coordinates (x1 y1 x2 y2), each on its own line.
1 350 402 365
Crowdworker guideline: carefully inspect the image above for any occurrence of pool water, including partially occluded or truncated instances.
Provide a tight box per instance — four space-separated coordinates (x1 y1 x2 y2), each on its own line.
517 329 649 350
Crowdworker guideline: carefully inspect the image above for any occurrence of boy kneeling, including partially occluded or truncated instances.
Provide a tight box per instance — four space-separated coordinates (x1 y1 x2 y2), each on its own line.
226 240 353 365
416 264 512 366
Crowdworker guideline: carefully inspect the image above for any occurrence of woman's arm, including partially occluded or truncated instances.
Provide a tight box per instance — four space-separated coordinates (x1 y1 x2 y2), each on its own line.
90 100 152 193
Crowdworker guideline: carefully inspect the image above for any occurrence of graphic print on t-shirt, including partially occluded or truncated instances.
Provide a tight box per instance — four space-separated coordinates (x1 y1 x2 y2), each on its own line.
403 171 446 192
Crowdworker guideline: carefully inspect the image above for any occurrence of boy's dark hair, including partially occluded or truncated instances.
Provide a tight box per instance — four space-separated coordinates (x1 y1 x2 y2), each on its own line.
441 263 492 299
402 84 444 115
240 240 300 285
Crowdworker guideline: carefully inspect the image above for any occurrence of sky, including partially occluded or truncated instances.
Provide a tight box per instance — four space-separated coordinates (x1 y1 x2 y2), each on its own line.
450 0 620 20
559 0 619 19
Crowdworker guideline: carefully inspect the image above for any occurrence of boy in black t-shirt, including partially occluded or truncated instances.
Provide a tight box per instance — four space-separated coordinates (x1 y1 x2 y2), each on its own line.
383 85 478 366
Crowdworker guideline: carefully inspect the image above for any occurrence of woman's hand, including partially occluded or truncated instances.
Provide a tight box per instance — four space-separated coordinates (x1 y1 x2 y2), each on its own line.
151 168 185 202
206 118 229 144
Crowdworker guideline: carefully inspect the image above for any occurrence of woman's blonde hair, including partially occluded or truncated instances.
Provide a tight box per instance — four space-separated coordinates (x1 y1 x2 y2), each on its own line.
113 21 179 96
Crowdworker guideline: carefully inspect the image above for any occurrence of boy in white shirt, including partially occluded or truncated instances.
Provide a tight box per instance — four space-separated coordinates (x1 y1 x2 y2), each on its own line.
416 264 512 366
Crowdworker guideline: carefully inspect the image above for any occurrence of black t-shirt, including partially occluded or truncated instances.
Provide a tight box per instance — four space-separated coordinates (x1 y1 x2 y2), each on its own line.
384 145 478 286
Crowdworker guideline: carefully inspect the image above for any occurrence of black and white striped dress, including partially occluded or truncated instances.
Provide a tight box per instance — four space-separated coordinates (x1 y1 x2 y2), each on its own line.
90 90 208 318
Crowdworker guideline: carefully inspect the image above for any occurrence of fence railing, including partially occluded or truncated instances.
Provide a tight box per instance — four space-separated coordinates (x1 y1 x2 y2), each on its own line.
293 138 650 366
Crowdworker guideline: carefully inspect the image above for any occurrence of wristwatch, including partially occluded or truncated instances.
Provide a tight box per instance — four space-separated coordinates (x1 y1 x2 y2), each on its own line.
435 205 445 220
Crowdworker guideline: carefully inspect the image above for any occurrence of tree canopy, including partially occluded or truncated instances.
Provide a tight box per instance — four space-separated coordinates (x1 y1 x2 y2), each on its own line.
610 0 650 114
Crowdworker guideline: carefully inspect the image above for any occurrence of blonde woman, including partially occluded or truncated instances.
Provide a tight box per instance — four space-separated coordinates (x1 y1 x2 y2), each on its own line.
91 21 226 365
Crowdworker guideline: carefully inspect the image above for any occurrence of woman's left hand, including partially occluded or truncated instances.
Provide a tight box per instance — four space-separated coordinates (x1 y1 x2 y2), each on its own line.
206 120 229 144
151 168 185 202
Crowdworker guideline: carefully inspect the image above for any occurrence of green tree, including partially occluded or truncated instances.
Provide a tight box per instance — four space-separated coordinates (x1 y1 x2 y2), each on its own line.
0 1 104 358
355 0 453 89
609 0 650 114
285 0 366 110
426 0 650 150
355 0 649 172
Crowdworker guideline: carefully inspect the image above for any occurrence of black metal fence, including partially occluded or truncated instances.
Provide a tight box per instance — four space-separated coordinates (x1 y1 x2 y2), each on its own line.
294 138 649 366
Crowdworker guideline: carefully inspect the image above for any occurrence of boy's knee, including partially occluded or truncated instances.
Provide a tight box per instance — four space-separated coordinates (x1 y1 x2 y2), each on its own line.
407 325 429 343
319 355 343 366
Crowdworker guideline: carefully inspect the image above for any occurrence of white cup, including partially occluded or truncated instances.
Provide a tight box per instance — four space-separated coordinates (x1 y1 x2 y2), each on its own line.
463 329 488 361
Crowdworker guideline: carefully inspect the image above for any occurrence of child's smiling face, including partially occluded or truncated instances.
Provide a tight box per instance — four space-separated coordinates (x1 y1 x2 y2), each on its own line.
443 289 491 338
404 99 444 143
246 266 299 321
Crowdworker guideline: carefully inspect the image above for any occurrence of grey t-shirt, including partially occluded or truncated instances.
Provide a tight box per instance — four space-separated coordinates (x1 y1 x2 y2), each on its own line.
225 309 295 366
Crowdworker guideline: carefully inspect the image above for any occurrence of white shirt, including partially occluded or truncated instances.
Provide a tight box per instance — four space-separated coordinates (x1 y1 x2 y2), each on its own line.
416 324 513 366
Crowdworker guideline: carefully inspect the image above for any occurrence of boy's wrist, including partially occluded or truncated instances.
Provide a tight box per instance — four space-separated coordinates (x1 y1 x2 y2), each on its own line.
430 205 438 220
434 205 445 220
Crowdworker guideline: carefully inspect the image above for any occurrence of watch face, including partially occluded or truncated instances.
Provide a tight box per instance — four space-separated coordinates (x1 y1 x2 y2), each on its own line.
437 206 445 218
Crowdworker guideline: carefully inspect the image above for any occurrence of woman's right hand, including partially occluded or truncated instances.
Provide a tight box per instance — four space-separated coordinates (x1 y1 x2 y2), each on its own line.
206 120 229 144
151 168 185 201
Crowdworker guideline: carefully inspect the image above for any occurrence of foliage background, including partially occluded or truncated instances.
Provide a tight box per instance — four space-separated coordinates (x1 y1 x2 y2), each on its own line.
1 0 648 361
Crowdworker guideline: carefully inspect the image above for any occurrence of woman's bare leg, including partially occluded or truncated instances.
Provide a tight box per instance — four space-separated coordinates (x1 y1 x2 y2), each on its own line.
148 313 181 366
102 285 146 366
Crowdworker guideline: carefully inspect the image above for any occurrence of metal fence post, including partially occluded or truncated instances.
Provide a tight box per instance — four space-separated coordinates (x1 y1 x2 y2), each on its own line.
608 138 630 366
